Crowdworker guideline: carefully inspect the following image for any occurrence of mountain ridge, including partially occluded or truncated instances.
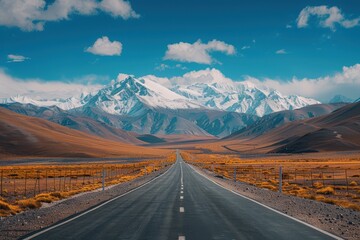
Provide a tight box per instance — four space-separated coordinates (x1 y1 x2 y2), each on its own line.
1 71 320 118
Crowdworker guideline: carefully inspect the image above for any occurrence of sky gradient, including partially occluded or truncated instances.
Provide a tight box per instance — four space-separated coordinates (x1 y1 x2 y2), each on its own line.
0 0 360 101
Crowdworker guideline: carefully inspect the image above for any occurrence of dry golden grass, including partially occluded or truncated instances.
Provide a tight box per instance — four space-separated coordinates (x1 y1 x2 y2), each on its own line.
316 186 335 195
350 181 358 186
313 182 324 189
0 153 176 217
258 182 277 191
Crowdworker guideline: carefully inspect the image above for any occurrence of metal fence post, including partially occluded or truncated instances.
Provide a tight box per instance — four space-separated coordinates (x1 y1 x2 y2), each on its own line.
102 168 105 192
45 170 48 192
345 169 349 194
0 170 2 197
279 166 282 193
24 171 27 197
234 167 236 182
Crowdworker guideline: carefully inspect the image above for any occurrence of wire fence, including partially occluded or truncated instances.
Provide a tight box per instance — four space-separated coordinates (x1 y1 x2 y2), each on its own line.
0 161 171 201
190 162 360 195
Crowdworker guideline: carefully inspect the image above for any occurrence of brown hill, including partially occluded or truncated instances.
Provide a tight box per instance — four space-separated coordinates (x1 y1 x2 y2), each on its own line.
0 107 167 159
222 102 360 153
0 103 144 144
224 103 346 139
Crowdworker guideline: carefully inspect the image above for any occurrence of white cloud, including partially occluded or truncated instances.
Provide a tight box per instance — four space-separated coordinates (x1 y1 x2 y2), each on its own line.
286 24 292 29
0 0 139 31
155 63 187 71
275 49 287 54
100 0 139 19
155 63 170 71
146 64 360 102
246 64 360 102
241 46 250 50
297 5 360 30
175 64 187 70
163 39 236 64
86 36 122 56
7 54 30 62
0 70 103 99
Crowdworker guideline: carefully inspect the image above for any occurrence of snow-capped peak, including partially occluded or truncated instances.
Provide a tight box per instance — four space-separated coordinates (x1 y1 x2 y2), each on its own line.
82 75 202 116
1 70 321 117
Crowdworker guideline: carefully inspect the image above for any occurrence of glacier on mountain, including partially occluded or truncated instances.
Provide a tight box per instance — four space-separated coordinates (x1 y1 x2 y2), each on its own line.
0 69 320 117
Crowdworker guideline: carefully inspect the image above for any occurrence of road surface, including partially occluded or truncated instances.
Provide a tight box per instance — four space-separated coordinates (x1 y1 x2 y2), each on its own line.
24 152 339 240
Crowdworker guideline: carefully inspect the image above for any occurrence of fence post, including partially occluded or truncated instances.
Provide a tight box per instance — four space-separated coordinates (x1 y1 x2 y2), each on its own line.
63 170 66 190
234 167 236 182
279 166 282 193
59 170 62 191
13 178 16 196
0 170 2 197
37 171 40 194
82 170 85 185
24 171 27 197
53 170 56 191
102 168 105 192
45 170 48 192
345 169 349 194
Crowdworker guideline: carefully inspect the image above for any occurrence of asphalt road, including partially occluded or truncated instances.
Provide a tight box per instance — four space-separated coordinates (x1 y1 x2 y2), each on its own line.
24 152 339 240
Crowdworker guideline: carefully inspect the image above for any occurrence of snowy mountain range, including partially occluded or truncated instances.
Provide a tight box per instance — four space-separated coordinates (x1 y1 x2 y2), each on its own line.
1 69 320 117
1 70 327 137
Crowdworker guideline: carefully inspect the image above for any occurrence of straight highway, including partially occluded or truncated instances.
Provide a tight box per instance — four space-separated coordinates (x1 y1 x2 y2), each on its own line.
24 152 339 240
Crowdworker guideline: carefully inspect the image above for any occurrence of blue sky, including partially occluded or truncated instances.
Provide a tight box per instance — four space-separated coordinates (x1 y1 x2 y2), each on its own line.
0 0 360 101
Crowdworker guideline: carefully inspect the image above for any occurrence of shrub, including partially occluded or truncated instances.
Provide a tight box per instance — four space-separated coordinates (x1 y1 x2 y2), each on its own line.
313 181 323 189
349 181 357 186
0 200 11 210
17 199 42 209
316 186 335 195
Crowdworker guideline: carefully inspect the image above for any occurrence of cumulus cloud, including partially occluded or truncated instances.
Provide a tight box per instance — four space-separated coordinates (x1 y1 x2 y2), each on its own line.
164 39 236 64
297 6 360 30
100 0 139 19
275 49 287 54
147 65 360 102
246 64 360 102
7 54 30 62
86 36 122 56
0 0 139 31
0 70 103 99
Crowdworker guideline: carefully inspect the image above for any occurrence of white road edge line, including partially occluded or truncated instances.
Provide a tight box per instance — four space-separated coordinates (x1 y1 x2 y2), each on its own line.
188 164 343 240
23 163 176 240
